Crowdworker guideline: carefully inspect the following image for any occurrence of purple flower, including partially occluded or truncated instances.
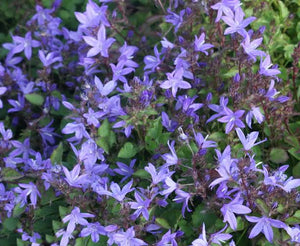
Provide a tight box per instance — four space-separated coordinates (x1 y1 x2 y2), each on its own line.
113 227 147 246
129 191 151 220
157 230 180 246
160 68 191 97
245 106 264 128
192 223 208 246
0 121 12 143
38 50 62 67
192 223 232 246
144 46 161 72
114 159 136 183
80 222 106 242
19 230 41 244
259 55 280 77
118 42 138 68
207 96 228 123
193 130 217 151
110 60 135 83
173 189 191 217
245 215 286 242
161 37 175 49
83 108 103 127
165 9 185 33
210 146 238 189
62 206 95 234
161 177 178 197
94 76 116 97
161 112 178 132
109 180 134 202
222 7 256 38
63 164 88 188
8 94 25 113
62 122 90 141
241 33 266 62
39 120 58 145
162 140 178 167
83 24 115 57
220 194 251 230
12 32 40 59
98 95 126 118
218 108 245 134
210 225 233 245
281 178 300 193
0 86 7 108
175 95 203 121
145 163 173 185
194 33 214 55
211 0 241 22
56 229 73 246
75 0 110 28
10 138 36 160
235 128 267 151
285 226 300 243
15 182 41 208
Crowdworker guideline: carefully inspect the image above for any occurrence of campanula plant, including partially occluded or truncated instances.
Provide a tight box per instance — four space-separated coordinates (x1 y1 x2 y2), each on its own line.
0 0 299 245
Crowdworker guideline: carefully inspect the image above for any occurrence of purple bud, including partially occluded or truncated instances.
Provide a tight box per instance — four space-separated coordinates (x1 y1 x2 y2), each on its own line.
127 30 134 38
186 7 192 15
178 36 184 44
206 92 212 103
234 73 240 83
259 26 266 34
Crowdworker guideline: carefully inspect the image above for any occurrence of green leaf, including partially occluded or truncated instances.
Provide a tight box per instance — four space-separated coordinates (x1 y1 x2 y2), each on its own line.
285 216 300 225
133 169 150 179
3 217 18 231
293 162 300 178
276 204 285 214
75 238 86 246
52 220 62 232
46 235 56 243
155 217 171 229
17 238 29 246
288 148 300 160
59 206 69 219
97 119 116 153
1 167 23 181
222 68 239 78
285 135 300 148
192 204 218 228
13 203 26 218
51 142 64 165
177 220 194 237
293 210 300 219
118 142 137 159
278 1 289 20
255 199 269 214
96 138 110 153
25 93 44 106
98 119 110 137
270 148 289 164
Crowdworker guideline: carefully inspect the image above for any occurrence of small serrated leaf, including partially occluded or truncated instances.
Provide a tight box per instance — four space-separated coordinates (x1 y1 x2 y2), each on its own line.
155 217 171 229
25 93 44 106
50 142 64 165
133 169 150 179
270 148 289 164
118 142 137 159
1 167 23 181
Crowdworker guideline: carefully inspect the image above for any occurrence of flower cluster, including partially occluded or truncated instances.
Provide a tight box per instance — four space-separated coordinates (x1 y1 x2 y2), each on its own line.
0 0 299 245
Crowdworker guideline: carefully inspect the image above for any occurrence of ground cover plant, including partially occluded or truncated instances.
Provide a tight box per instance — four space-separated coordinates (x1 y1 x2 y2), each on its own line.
0 0 300 245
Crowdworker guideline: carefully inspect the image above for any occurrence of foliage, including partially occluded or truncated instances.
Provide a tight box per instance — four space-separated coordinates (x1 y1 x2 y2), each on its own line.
0 0 300 245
